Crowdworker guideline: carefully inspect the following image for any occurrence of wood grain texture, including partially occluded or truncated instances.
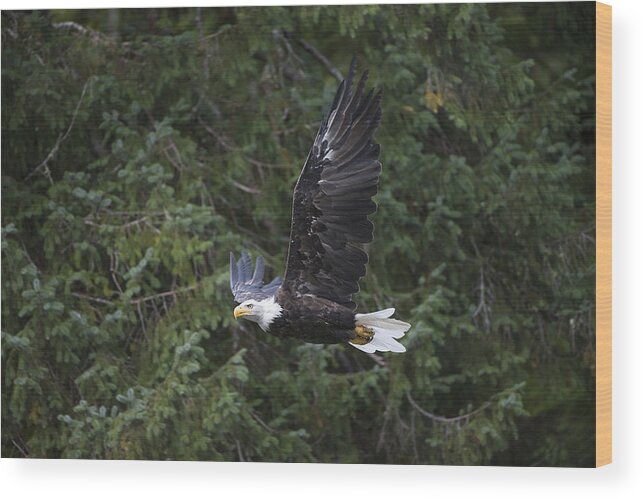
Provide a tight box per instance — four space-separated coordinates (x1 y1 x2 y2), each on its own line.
595 1 612 468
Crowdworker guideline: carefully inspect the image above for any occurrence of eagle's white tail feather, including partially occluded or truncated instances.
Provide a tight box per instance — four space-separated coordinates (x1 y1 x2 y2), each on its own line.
351 308 410 353
358 308 395 319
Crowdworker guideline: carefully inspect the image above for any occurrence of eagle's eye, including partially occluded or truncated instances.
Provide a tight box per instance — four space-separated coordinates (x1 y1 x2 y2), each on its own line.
247 303 254 309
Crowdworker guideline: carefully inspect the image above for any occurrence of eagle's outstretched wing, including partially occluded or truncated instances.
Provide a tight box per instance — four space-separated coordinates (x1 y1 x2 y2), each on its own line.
230 252 282 303
280 59 382 311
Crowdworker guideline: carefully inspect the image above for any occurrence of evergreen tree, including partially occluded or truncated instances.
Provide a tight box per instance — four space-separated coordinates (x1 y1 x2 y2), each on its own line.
2 4 596 465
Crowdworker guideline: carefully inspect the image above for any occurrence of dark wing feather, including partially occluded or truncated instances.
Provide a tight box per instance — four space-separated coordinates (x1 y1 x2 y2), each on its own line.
281 59 382 311
230 252 282 303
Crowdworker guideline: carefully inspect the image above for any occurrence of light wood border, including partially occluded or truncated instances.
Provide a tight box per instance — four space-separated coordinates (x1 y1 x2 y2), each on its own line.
596 1 612 468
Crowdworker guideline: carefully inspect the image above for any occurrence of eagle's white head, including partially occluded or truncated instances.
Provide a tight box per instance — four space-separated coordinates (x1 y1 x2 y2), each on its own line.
233 297 283 331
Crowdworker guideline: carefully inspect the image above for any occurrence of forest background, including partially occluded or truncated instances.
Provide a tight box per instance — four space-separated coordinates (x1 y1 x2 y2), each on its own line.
1 3 596 466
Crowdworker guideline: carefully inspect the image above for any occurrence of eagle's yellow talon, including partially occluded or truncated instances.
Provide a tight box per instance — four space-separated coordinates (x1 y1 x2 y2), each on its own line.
350 325 374 345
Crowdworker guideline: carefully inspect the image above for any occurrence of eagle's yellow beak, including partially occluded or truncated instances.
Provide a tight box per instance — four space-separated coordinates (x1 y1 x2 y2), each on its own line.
233 305 250 319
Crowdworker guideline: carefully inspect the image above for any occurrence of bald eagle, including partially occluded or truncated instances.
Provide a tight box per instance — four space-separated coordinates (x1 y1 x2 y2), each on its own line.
230 59 410 353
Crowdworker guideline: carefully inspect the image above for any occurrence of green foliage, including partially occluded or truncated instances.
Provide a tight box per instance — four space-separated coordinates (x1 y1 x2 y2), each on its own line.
2 4 596 465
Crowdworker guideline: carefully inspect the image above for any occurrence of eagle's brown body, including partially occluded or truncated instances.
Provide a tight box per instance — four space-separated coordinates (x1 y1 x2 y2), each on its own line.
269 290 356 344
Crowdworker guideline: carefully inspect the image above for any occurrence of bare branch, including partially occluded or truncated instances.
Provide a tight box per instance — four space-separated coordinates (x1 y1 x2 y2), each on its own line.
231 180 261 194
249 410 277 434
195 8 210 83
110 251 124 296
163 141 187 171
136 301 147 340
368 352 388 368
406 392 491 425
26 78 93 183
72 285 197 307
52 21 110 44
85 216 149 231
71 292 113 305
198 117 290 169
129 286 198 305
11 437 29 458
236 440 245 462
296 37 343 82
204 24 232 40
472 266 492 333
272 29 304 65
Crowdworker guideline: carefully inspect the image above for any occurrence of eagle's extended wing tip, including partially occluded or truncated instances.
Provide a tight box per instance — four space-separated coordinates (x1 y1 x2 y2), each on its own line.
281 58 381 309
229 252 238 291
251 255 266 285
349 54 358 71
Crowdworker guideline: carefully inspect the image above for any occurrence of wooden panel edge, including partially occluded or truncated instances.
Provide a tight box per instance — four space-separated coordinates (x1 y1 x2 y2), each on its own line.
595 1 612 468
